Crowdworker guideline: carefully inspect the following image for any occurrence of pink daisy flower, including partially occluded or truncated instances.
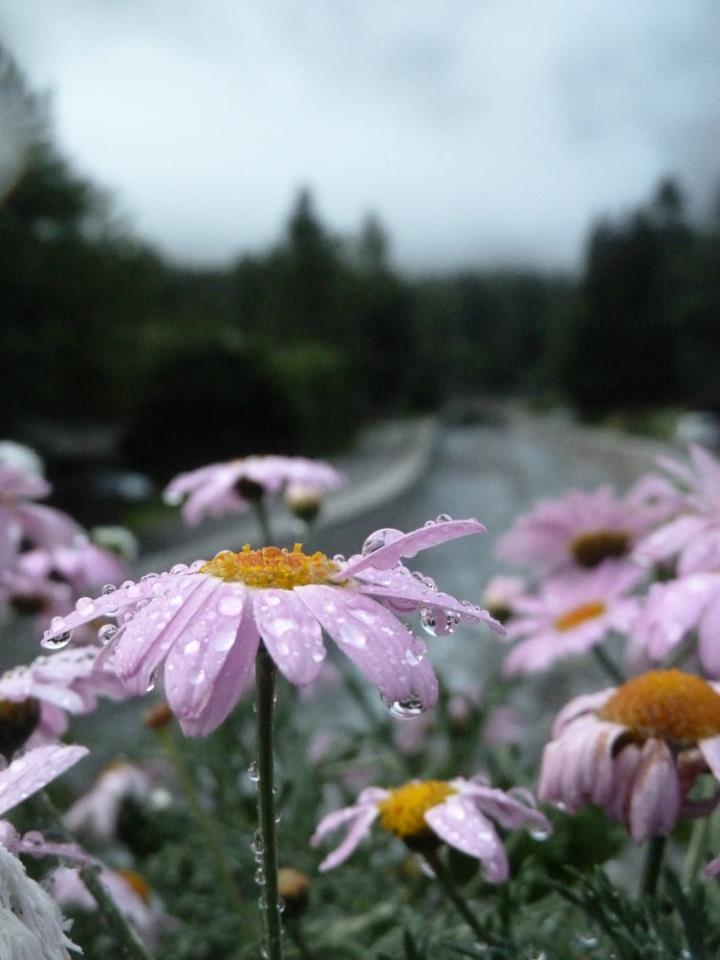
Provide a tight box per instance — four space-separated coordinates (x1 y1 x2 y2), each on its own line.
0 647 130 749
496 480 669 575
634 445 720 575
0 465 81 571
629 573 720 677
164 455 345 526
503 561 643 676
43 519 501 736
311 775 550 881
539 670 720 843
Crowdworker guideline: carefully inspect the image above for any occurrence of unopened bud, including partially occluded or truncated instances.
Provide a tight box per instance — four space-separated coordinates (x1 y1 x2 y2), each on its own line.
277 867 310 916
144 702 174 731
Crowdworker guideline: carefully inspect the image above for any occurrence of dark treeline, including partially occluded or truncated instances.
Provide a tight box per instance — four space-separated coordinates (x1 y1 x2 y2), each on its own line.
1 47 719 505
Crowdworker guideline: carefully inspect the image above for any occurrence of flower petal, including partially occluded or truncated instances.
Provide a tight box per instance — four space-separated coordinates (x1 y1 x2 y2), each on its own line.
425 795 508 882
627 740 680 843
297 586 438 710
316 807 379 872
455 782 550 833
342 519 486 576
253 589 326 685
0 745 88 817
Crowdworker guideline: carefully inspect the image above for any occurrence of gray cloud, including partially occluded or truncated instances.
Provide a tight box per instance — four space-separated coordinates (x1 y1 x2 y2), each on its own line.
1 0 718 269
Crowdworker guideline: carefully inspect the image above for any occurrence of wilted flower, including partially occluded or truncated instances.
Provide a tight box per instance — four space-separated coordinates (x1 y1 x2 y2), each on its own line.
0 464 80 570
539 670 720 842
311 776 550 881
503 561 642 676
496 482 668 575
43 519 500 736
164 455 344 526
65 762 153 842
0 647 129 747
634 445 720 575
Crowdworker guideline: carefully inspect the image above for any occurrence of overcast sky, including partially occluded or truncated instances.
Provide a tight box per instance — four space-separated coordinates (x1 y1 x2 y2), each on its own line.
2 1 719 271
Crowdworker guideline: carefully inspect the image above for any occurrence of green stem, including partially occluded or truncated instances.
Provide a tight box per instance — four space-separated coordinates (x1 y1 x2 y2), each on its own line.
256 644 283 960
253 500 274 545
639 835 666 898
35 792 153 960
681 780 716 889
592 645 625 685
424 847 489 944
156 725 248 920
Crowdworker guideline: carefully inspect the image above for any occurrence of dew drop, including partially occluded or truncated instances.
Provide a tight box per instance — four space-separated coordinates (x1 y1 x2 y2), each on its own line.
361 528 403 555
577 934 598 947
435 513 452 523
333 554 346 563
529 825 551 841
423 519 436 527
381 694 426 718
419 607 437 637
102 583 117 595
254 868 265 886
248 761 259 783
98 624 118 644
43 630 73 650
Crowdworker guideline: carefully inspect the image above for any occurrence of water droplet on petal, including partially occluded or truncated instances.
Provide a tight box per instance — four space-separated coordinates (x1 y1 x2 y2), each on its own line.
381 694 426 718
419 607 437 637
102 583 116 594
43 630 73 650
435 513 452 523
361 528 403 555
98 624 118 644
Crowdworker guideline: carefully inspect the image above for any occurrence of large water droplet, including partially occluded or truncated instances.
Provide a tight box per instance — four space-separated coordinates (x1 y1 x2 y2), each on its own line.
98 624 118 644
43 630 73 650
361 528 403 556
381 694 426 718
419 607 437 637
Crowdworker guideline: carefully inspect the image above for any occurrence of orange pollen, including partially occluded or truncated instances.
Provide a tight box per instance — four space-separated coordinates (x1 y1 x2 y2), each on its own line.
599 669 720 743
377 781 455 839
199 543 342 589
554 601 606 632
117 869 152 904
570 529 631 568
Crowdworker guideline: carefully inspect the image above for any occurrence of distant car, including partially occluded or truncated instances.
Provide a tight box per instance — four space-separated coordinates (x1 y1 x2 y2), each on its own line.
675 412 720 450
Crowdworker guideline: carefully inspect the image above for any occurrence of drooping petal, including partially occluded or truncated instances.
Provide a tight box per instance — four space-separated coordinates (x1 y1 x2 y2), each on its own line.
627 740 681 843
425 795 508 883
177 602 260 737
699 737 720 781
163 583 251 723
342 519 486 576
297 585 438 710
253 589 326 685
698 592 720 678
551 688 616 737
455 781 550 833
316 807 379 872
0 745 88 817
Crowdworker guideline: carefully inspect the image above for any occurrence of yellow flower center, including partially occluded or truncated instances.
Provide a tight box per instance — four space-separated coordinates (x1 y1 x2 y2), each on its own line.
200 543 341 589
599 670 720 743
117 870 152 904
570 529 631 568
377 781 455 839
554 601 606 632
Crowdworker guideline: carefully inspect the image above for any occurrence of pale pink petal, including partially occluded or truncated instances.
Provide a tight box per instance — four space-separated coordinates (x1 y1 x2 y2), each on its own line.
605 742 642 821
456 782 550 833
635 515 708 565
310 788 388 848
14 503 81 549
177 602 260 737
551 688 616 737
113 576 218 694
342 519 486 576
297 585 438 710
425 795 508 883
699 738 720 781
316 807 379 871
627 740 681 843
163 583 251 723
0 745 88 817
698 593 720 677
253 589 326 685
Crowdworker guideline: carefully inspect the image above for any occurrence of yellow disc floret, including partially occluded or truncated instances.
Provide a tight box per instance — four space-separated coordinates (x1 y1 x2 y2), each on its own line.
200 543 341 589
117 869 152 904
599 669 720 744
554 601 606 632
570 529 631 568
378 781 456 839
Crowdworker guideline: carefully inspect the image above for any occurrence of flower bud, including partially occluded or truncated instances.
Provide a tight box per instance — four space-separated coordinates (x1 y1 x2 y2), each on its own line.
277 867 310 916
144 702 174 731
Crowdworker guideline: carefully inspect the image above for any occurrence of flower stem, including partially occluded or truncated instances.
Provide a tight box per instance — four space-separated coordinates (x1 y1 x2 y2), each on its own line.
592 645 625 685
682 815 711 890
255 643 283 960
253 500 274 545
424 847 489 944
35 791 152 960
639 835 666 898
155 725 248 919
